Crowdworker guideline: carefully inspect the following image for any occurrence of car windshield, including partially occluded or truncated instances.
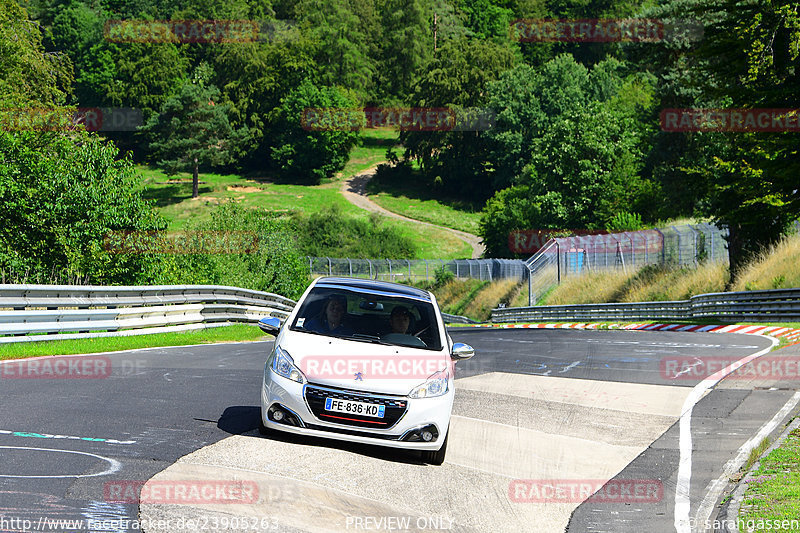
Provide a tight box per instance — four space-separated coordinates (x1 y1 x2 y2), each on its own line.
290 287 443 351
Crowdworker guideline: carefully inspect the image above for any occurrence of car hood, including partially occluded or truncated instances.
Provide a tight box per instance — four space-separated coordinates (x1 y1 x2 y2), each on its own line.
279 331 450 396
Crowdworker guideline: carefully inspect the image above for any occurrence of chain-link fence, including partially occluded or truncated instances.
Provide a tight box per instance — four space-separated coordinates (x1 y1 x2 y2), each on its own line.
309 222 798 300
307 257 529 283
524 224 730 304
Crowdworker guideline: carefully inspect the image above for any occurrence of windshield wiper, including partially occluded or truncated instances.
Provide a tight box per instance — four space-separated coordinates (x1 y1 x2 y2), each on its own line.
345 333 393 345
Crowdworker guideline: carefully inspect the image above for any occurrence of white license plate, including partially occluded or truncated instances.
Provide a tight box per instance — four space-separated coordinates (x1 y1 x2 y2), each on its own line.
325 398 385 418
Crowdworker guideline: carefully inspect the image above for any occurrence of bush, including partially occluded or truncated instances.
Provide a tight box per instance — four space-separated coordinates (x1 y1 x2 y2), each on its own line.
433 265 455 289
290 204 417 259
607 211 644 232
0 130 166 284
155 204 310 300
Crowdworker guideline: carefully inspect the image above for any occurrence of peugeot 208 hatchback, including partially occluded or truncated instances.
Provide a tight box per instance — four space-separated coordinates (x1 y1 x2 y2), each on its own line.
258 277 475 464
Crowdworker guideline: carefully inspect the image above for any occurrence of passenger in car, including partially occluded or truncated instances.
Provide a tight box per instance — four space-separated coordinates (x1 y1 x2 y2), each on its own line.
304 294 354 335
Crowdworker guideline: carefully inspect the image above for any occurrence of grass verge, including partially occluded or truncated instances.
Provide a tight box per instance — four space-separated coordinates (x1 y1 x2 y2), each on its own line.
0 325 271 359
365 163 483 235
739 426 800 525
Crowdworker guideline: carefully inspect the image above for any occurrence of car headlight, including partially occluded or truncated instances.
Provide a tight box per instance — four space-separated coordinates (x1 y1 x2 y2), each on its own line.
409 369 449 398
269 346 306 383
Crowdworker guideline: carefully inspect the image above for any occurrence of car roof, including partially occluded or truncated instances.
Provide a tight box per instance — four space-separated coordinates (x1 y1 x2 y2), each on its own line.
313 277 432 302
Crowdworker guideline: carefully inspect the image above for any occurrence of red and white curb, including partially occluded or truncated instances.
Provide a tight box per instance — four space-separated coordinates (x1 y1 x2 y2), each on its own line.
462 322 800 344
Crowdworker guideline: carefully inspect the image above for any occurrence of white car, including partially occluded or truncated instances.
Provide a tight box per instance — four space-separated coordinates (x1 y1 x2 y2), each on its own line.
258 277 475 465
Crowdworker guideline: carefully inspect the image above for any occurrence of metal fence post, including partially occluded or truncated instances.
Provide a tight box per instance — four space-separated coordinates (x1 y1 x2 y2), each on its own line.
671 226 682 265
654 228 665 264
425 260 429 280
528 266 534 306
689 225 699 265
326 257 331 276
348 258 352 277
556 241 561 284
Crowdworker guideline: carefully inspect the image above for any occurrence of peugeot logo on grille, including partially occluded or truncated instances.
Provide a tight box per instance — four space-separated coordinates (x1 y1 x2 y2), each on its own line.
354 372 364 381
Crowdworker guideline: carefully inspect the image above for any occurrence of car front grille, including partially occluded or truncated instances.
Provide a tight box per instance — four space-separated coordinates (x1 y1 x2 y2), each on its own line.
304 384 408 429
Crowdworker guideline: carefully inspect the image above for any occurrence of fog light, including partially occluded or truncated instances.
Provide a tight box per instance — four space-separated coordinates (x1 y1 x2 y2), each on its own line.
421 430 433 442
272 409 284 422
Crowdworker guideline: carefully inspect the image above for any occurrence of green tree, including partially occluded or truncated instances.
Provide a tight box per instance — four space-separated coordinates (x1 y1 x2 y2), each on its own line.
142 66 247 197
269 80 362 184
399 38 517 199
0 130 166 283
484 55 591 191
690 0 800 277
0 0 72 107
295 0 375 98
378 0 433 101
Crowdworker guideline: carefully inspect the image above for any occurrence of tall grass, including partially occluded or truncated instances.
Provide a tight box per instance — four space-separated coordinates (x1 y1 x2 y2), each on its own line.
732 233 800 291
544 270 632 305
463 279 521 321
542 261 730 304
433 279 482 311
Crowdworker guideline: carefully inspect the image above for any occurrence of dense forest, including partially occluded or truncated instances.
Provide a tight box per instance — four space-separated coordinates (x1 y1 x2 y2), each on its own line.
0 0 798 295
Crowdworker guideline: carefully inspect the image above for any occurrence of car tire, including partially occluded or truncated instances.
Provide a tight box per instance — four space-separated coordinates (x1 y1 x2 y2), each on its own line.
421 428 448 465
258 414 272 436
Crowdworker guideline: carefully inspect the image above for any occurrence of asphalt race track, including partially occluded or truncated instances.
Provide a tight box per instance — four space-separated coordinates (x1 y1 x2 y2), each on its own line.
0 328 796 533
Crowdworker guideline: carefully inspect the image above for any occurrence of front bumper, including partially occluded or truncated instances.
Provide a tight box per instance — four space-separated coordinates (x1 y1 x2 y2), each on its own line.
260 370 452 451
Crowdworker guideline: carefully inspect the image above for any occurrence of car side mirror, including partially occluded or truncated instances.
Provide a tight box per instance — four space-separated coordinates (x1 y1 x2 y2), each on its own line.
451 342 475 360
258 317 281 335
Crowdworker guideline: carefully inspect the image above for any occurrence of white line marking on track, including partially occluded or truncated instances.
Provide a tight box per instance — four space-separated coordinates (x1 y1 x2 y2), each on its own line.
673 336 778 533
0 446 121 478
693 390 800 533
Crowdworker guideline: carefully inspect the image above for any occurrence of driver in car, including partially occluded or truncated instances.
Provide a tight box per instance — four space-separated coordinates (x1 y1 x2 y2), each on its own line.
305 294 353 335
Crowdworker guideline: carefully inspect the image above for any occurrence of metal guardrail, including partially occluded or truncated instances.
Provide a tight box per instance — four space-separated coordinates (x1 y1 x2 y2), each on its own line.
492 288 800 323
0 284 473 343
0 284 296 343
441 312 478 325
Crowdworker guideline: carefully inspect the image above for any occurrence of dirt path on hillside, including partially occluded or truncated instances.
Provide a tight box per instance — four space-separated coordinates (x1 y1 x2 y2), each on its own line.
340 164 485 258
